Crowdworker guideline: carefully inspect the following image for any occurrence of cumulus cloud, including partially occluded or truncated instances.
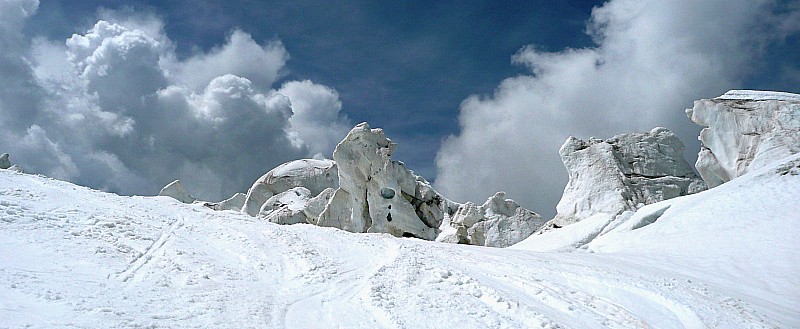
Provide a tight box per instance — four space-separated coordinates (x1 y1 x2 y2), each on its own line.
165 30 289 92
435 0 800 218
0 3 350 201
0 0 44 133
280 80 351 157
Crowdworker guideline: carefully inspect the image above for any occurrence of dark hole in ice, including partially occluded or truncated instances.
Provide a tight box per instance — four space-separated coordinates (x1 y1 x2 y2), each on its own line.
402 232 419 238
388 205 391 209
380 187 395 199
386 212 392 222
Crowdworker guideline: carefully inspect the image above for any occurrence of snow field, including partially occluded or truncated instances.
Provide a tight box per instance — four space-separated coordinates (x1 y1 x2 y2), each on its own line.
0 166 796 328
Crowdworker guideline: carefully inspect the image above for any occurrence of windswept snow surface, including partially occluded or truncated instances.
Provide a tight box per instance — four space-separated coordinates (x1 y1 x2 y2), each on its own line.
1 167 797 328
717 90 800 101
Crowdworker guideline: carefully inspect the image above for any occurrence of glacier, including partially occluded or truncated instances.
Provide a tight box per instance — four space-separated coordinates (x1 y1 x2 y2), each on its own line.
1 90 798 328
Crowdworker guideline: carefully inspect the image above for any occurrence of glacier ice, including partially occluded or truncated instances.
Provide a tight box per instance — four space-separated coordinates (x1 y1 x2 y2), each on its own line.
194 122 557 247
204 192 247 211
0 153 10 170
316 123 445 240
551 127 704 227
437 191 546 248
241 159 338 216
158 180 197 204
687 90 800 187
259 187 312 225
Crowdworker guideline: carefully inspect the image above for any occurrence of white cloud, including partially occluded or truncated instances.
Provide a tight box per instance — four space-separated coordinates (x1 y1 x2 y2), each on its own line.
15 125 78 180
0 0 45 133
165 30 289 92
279 80 351 158
0 0 38 27
434 0 800 218
0 9 350 201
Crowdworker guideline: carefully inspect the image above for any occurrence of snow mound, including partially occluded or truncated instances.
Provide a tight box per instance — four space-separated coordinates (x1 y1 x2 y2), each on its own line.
512 213 616 252
687 90 800 187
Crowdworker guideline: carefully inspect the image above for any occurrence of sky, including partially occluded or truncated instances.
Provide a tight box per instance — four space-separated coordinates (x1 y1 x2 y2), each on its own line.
1 0 799 219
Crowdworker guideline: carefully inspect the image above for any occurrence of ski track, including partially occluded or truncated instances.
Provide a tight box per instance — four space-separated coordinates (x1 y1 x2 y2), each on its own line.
0 170 791 328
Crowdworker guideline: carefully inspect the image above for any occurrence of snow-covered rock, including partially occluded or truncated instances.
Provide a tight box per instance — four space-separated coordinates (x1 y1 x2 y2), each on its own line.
204 193 246 211
0 153 10 170
686 90 800 187
438 192 546 248
158 180 196 204
552 127 704 226
242 159 338 216
316 123 446 240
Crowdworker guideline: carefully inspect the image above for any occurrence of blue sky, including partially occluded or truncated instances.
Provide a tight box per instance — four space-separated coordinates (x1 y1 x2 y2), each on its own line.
24 0 607 177
2 0 798 218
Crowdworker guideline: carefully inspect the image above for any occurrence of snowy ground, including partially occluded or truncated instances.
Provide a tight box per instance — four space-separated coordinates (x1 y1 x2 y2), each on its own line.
1 156 798 328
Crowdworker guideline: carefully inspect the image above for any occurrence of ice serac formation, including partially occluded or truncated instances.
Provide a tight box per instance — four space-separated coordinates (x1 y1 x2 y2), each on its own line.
202 122 542 247
260 187 313 225
687 90 800 188
204 193 246 211
437 192 546 248
158 180 197 204
0 153 10 170
552 127 705 226
316 122 447 240
241 159 338 216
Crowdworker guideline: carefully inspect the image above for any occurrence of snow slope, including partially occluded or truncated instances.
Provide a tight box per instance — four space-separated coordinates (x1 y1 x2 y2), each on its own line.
587 153 800 325
1 166 797 328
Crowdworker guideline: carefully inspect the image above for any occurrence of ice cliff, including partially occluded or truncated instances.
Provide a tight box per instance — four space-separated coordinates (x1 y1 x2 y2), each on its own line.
687 90 800 187
518 89 798 252
310 123 546 246
551 127 704 227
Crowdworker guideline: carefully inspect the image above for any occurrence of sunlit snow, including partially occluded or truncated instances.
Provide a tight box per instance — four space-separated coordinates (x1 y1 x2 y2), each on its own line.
1 153 798 327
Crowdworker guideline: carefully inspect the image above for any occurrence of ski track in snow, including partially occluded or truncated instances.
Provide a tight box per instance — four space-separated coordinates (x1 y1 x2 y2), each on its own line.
0 169 792 328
